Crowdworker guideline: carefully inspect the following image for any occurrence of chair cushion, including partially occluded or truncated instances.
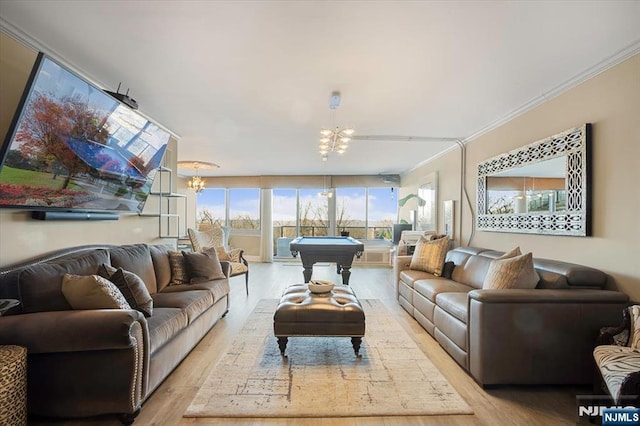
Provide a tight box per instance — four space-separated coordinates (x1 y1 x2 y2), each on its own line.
409 236 449 276
188 227 226 252
229 262 248 275
594 345 640 404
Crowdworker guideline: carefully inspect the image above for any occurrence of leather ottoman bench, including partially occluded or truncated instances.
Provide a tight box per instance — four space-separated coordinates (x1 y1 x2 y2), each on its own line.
273 284 366 356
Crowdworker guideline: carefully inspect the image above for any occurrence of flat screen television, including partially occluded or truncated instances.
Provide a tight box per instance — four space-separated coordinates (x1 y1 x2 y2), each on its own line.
0 52 170 215
392 223 413 244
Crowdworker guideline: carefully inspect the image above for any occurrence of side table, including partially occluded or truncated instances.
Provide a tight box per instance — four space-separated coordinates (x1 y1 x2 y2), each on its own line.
0 345 27 425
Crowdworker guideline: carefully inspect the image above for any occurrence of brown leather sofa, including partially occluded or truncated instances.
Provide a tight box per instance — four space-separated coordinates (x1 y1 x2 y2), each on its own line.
394 246 629 386
0 243 230 424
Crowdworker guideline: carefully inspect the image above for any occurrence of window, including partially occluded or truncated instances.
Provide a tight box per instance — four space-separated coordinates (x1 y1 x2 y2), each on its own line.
273 189 297 239
335 187 366 239
197 188 226 226
367 187 397 239
298 189 328 236
196 188 260 230
228 188 260 230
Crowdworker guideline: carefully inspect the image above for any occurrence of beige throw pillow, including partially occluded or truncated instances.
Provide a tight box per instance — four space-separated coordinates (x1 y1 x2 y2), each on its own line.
62 274 131 310
409 236 450 276
483 252 540 290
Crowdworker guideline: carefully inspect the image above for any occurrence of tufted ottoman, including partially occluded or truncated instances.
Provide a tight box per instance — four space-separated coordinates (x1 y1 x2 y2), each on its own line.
273 284 365 356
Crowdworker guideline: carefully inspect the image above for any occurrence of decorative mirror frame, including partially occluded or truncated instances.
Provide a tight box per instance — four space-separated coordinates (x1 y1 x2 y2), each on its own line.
477 124 591 236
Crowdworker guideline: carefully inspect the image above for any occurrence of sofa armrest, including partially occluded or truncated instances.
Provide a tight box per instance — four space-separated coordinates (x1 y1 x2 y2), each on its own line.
467 289 629 386
393 255 413 296
0 309 147 354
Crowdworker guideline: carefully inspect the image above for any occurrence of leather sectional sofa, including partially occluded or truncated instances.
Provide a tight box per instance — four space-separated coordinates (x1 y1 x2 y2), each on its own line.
394 246 629 386
0 243 230 424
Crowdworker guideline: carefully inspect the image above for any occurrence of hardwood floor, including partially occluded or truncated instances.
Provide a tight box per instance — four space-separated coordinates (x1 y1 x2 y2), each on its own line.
31 262 590 425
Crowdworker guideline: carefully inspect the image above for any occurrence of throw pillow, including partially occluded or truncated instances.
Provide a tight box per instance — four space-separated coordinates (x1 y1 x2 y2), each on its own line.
629 305 640 350
500 246 522 259
182 249 226 283
167 250 190 285
215 246 231 262
98 264 153 317
61 274 131 310
482 252 540 290
409 236 450 277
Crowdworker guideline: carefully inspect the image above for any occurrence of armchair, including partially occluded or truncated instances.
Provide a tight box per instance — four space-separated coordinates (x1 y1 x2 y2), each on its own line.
187 227 249 294
593 305 640 407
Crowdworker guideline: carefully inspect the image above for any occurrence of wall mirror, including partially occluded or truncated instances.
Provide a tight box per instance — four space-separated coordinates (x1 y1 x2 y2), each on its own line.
477 124 591 236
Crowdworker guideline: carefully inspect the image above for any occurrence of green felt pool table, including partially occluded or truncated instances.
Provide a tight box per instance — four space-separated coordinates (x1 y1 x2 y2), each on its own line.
289 236 365 285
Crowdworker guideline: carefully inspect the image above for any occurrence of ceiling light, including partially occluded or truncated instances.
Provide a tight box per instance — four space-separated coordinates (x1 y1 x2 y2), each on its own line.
319 91 355 160
177 160 219 194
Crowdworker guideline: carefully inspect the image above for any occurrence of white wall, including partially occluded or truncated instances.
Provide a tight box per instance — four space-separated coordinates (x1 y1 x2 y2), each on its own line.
401 54 640 301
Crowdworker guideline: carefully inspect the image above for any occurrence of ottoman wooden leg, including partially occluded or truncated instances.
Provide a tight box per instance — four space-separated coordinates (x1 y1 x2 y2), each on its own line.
277 337 288 356
351 337 362 356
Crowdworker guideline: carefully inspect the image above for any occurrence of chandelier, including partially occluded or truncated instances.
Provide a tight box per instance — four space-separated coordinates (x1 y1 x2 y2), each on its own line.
177 161 219 194
319 91 354 161
188 174 206 193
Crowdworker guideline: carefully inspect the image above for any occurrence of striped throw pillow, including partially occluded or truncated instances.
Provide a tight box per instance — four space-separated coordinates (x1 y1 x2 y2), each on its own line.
409 236 449 276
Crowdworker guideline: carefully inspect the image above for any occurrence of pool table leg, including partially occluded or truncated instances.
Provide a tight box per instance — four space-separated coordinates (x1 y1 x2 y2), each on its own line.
341 266 351 285
303 267 313 283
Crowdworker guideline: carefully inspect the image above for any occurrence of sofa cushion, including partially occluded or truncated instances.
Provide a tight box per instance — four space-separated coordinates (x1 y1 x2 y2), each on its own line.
434 292 468 324
98 264 153 317
152 290 213 324
483 252 540 290
414 278 472 303
160 279 230 305
450 253 493 289
18 250 110 313
399 269 436 289
146 307 188 354
109 244 157 294
149 244 174 292
409 236 449 276
182 249 225 283
61 274 131 310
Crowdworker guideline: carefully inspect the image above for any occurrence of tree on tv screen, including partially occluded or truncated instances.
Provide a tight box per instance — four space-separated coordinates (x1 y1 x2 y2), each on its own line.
14 93 109 189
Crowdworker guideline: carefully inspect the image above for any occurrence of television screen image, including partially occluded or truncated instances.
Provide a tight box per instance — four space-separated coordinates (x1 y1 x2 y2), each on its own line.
0 53 170 214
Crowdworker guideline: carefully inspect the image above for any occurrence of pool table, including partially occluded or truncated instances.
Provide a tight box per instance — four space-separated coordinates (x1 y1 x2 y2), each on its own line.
289 236 365 285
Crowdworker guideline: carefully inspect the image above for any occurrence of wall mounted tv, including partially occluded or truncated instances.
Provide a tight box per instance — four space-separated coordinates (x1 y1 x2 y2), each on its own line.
0 52 170 215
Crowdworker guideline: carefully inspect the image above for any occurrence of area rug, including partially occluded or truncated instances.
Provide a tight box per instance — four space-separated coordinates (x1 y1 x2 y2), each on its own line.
184 299 473 418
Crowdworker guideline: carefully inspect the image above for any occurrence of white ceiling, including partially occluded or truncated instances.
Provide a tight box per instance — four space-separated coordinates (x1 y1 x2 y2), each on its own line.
1 1 639 177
